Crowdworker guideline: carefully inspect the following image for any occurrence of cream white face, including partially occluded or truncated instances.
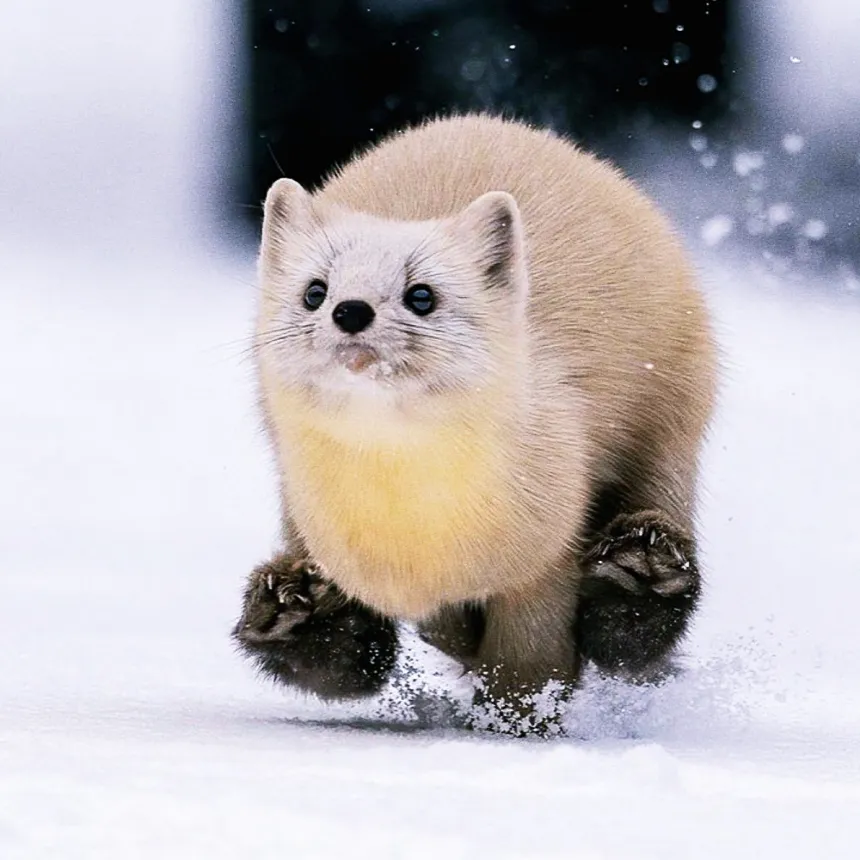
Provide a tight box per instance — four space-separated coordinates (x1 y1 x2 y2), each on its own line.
257 179 529 413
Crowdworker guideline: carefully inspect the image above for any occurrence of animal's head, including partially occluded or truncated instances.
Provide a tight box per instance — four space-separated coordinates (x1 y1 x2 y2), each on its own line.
257 177 529 415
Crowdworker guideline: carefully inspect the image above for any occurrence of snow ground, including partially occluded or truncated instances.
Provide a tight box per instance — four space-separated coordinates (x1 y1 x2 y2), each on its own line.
1 243 859 859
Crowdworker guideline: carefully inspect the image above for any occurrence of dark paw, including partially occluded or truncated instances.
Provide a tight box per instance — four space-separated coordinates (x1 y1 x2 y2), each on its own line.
232 555 398 700
233 558 343 646
582 511 698 601
577 512 701 676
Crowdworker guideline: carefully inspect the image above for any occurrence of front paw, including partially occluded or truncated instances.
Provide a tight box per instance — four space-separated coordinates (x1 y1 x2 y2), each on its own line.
232 557 343 647
578 511 701 676
232 554 398 700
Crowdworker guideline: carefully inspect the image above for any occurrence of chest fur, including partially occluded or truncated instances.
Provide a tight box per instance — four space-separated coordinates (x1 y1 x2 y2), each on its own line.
268 390 515 615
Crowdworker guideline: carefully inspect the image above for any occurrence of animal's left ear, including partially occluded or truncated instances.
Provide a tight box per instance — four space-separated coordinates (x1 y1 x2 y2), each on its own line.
452 191 528 297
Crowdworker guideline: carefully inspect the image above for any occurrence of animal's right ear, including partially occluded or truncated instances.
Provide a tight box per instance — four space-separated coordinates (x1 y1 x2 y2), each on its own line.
263 178 313 233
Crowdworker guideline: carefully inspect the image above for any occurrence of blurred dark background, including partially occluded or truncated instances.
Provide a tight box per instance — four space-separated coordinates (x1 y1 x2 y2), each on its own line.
251 0 734 195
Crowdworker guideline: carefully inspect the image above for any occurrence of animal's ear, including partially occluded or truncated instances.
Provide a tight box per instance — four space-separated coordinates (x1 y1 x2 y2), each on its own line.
452 191 527 295
263 177 314 233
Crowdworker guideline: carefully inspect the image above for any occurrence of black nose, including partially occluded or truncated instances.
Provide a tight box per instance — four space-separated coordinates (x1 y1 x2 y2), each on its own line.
332 300 375 334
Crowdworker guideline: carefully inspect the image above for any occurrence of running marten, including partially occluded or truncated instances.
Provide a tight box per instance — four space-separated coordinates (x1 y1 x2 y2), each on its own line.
232 114 717 732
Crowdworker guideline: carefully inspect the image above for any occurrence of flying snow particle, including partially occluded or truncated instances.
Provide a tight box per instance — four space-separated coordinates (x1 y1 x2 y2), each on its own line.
802 219 828 241
672 42 691 64
460 59 485 82
746 217 766 236
733 151 765 177
842 266 860 292
700 216 734 247
782 134 805 154
689 133 708 153
767 204 794 227
697 74 717 93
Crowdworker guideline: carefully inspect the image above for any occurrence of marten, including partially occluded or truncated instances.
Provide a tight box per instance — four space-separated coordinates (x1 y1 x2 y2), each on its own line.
232 114 717 733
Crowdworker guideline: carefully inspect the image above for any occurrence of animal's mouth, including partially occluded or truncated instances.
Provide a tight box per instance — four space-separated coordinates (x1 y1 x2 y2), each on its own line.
335 342 380 374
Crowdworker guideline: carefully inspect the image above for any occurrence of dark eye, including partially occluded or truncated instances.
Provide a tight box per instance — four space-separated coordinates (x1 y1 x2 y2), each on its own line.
303 279 328 311
403 284 436 316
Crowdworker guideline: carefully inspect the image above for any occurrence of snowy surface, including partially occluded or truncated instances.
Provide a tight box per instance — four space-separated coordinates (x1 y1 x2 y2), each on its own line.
1 243 859 858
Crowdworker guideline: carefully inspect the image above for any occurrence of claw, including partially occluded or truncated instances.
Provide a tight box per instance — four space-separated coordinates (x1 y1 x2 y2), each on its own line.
266 573 274 590
649 529 657 546
652 576 691 597
294 593 312 606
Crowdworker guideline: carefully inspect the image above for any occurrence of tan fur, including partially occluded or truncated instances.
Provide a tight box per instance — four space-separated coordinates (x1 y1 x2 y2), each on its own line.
255 114 717 698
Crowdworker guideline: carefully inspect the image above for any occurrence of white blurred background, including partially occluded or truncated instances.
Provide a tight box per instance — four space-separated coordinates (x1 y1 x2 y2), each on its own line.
743 0 860 141
0 1 246 262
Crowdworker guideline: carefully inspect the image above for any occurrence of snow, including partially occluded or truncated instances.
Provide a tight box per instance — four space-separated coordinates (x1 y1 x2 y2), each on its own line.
732 152 766 179
782 134 806 155
802 220 829 241
1 242 859 858
700 216 734 248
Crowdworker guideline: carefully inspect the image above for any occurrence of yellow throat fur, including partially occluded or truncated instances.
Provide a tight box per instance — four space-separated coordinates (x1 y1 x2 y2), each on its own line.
266 377 516 618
